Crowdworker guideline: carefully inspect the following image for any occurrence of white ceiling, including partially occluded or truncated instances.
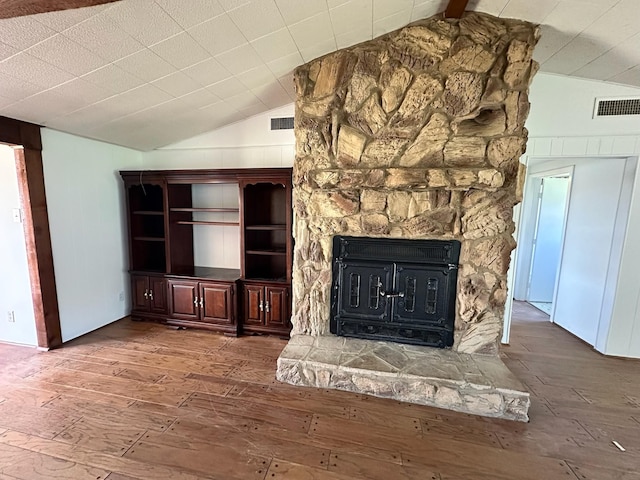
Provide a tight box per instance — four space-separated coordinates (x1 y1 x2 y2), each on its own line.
0 0 639 151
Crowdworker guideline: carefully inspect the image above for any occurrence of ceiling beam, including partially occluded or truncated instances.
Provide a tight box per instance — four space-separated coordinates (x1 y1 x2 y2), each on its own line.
444 0 470 19
0 0 120 19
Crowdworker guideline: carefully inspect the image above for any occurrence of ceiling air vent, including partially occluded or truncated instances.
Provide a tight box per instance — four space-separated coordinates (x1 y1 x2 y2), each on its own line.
270 116 294 130
594 97 640 117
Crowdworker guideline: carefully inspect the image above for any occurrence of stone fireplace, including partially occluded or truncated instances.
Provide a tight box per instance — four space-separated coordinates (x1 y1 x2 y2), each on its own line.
276 11 540 421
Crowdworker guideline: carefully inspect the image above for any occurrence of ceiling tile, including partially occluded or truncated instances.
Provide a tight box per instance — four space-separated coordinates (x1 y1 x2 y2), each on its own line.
228 0 285 41
300 38 338 63
61 12 145 62
251 82 291 109
330 0 373 36
81 64 146 94
46 104 123 131
205 77 247 98
251 28 299 63
0 94 14 109
278 73 296 99
0 41 18 61
466 0 509 16
48 78 114 105
533 25 573 64
114 49 176 82
583 0 640 47
609 64 640 87
224 91 264 110
26 34 107 77
150 32 210 70
105 0 183 47
373 10 413 37
327 0 350 8
151 71 202 97
541 1 614 35
500 0 560 24
0 72 42 101
2 90 85 125
95 84 174 118
218 0 251 12
274 0 327 24
373 0 412 21
289 11 336 52
574 33 640 81
336 26 372 49
31 3 112 32
411 0 446 21
542 34 609 75
182 57 232 87
0 16 57 50
0 53 74 88
154 0 225 29
177 88 221 108
236 66 277 90
267 51 304 77
188 14 247 56
215 44 263 75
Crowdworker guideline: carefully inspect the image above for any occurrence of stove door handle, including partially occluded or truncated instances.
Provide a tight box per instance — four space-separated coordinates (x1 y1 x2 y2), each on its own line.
380 291 405 298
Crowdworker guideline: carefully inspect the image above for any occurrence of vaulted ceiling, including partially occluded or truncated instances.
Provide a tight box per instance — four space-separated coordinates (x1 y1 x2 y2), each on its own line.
0 0 638 151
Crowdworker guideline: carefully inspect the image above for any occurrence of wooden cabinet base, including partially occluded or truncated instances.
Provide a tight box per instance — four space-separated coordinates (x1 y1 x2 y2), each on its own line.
165 318 239 336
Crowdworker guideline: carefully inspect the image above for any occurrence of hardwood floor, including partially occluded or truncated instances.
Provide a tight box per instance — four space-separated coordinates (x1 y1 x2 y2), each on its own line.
0 301 639 479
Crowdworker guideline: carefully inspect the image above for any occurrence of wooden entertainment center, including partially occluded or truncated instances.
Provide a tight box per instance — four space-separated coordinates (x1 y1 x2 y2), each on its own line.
120 168 293 337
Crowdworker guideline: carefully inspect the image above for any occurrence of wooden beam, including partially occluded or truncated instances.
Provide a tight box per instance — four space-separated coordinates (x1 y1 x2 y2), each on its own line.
444 0 470 19
0 0 119 19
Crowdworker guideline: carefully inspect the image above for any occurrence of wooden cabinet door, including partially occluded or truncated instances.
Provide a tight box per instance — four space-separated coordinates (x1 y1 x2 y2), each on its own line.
265 286 289 328
168 280 199 320
200 282 233 325
149 277 167 314
131 275 149 312
243 284 264 326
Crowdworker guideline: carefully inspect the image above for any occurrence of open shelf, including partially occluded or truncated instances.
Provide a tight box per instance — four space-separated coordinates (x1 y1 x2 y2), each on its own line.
175 221 240 226
246 249 286 256
245 224 286 231
170 207 239 213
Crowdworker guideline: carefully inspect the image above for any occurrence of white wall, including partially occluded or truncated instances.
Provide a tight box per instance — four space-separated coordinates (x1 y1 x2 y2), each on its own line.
527 73 640 138
0 145 37 346
509 73 640 357
41 130 142 342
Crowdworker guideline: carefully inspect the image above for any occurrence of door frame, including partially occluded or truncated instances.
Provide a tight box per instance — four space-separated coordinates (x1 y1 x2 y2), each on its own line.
0 116 62 349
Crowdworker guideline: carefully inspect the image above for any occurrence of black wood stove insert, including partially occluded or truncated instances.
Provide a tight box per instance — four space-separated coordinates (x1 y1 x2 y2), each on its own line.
330 236 461 348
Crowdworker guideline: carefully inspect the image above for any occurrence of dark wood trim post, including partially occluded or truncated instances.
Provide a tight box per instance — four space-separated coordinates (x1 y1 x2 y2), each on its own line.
1 116 62 349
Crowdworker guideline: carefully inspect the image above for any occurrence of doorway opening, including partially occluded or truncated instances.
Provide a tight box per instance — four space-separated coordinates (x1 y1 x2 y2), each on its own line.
525 173 571 319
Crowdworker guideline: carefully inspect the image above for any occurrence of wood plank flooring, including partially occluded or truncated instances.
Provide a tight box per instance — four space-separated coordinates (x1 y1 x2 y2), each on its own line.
0 301 639 480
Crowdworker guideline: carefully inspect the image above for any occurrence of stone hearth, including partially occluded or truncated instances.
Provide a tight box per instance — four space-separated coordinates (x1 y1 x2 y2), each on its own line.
276 11 540 421
278 335 529 421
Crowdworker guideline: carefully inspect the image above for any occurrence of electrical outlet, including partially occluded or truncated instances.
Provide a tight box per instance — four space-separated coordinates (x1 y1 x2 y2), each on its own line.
7 311 15 323
119 291 125 302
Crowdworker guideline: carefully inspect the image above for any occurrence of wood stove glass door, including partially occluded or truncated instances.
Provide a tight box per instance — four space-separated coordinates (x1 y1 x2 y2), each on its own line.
393 264 451 327
336 261 393 322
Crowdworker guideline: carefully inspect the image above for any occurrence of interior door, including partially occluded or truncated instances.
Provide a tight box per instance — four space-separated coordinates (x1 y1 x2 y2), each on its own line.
336 261 392 322
528 176 570 302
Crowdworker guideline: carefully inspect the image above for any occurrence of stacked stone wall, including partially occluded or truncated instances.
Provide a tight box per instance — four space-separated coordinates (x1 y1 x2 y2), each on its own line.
292 12 539 354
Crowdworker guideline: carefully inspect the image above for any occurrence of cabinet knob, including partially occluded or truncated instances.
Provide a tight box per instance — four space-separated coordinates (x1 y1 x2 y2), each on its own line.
199 297 204 308
193 297 198 306
144 289 148 299
265 301 270 313
149 290 154 300
259 301 263 312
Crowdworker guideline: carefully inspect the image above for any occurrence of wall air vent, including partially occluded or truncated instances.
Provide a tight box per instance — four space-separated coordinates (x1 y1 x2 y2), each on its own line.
270 116 294 130
594 97 640 117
